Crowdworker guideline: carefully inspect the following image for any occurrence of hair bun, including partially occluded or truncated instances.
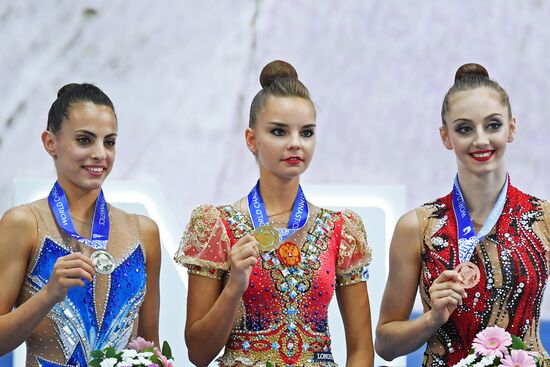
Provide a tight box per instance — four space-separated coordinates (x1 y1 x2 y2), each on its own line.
57 83 80 98
454 63 489 83
259 60 298 88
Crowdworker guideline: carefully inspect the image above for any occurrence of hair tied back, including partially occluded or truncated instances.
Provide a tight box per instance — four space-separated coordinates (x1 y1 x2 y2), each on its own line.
454 63 489 84
259 60 299 88
57 83 80 98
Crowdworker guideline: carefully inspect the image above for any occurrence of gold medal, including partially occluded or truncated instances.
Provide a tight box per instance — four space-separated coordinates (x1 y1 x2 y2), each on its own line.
91 250 116 275
253 225 279 252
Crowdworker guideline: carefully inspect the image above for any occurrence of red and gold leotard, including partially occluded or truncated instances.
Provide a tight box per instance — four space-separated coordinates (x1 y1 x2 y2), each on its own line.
417 181 550 366
175 202 371 366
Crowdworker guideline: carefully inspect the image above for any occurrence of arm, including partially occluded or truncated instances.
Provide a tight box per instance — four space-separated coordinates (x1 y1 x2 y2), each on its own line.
185 234 258 367
137 216 161 347
375 210 465 361
0 206 94 355
336 282 374 367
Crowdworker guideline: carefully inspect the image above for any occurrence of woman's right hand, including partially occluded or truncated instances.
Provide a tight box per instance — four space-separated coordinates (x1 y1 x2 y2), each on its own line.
226 234 259 295
44 252 95 303
428 270 466 327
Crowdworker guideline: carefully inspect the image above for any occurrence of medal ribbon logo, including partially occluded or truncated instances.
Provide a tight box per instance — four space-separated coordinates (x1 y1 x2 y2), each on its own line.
451 174 508 263
247 180 309 243
48 181 109 250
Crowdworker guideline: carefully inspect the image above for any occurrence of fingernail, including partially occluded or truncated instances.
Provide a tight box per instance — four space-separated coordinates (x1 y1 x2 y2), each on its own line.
464 292 467 298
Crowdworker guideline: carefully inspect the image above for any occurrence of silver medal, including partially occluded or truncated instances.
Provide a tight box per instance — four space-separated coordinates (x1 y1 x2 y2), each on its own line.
91 250 116 275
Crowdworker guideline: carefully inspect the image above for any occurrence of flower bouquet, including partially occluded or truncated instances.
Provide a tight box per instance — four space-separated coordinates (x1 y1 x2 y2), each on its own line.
89 337 174 367
452 326 548 367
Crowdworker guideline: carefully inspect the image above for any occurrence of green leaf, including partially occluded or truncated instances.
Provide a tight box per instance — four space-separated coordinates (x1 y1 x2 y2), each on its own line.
88 359 101 367
266 362 274 367
105 347 118 358
90 350 104 359
511 335 527 350
150 355 161 364
162 341 173 360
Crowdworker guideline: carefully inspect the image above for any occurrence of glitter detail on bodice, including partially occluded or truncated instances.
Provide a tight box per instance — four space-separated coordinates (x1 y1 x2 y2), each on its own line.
175 202 372 366
20 199 146 367
418 183 550 366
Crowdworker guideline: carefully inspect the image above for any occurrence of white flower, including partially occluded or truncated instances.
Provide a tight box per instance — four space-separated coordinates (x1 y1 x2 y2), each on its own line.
472 355 496 367
452 353 479 367
138 352 154 358
136 356 152 365
120 358 136 367
121 349 139 359
99 358 119 367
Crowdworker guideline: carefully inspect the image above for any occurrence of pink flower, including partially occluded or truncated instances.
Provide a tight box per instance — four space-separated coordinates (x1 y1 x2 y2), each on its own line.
472 326 512 358
154 347 174 367
127 336 155 351
500 349 537 367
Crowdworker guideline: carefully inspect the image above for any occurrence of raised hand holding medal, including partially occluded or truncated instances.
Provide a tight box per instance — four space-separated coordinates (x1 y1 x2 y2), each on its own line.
48 181 115 275
451 174 508 289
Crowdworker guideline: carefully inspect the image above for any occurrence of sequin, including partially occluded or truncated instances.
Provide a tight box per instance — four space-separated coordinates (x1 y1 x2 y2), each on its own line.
419 182 550 366
18 200 147 367
175 203 372 366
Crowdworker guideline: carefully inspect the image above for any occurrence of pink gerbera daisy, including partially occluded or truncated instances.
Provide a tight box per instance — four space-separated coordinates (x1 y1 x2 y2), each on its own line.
472 326 512 358
500 350 537 367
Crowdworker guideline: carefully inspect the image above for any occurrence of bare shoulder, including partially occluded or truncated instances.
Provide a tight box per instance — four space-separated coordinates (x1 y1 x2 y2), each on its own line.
0 205 37 254
136 214 160 235
389 208 423 259
394 209 421 235
0 205 37 235
135 215 160 249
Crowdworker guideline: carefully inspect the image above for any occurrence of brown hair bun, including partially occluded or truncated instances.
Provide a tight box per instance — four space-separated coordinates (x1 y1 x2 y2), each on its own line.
259 60 298 88
454 63 489 83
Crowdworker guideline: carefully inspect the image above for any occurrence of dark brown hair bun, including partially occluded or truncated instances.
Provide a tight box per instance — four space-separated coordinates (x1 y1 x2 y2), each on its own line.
57 83 80 98
259 60 298 88
454 63 489 83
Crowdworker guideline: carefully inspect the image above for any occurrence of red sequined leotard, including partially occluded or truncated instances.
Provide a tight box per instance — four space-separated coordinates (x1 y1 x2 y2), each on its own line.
175 202 371 366
417 182 550 366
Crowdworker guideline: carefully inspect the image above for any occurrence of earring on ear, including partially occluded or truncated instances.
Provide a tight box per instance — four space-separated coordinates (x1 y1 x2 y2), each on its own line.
50 152 57 159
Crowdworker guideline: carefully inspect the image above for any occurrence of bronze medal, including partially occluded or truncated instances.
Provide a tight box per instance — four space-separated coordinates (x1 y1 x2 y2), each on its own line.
454 261 480 289
253 225 279 252
91 250 116 275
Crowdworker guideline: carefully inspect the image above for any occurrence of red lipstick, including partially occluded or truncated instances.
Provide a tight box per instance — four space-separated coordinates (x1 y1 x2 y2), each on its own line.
283 157 303 165
469 150 495 162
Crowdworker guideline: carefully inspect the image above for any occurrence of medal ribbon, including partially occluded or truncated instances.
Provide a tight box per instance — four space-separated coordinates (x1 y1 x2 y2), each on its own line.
452 174 508 263
48 181 109 250
247 180 308 243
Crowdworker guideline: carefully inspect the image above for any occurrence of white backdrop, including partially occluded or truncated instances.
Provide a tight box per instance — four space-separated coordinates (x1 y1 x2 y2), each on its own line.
2 1 550 365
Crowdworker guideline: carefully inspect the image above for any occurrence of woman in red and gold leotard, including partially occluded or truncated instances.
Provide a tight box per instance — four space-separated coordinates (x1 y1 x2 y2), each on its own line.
376 63 550 366
175 60 374 366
